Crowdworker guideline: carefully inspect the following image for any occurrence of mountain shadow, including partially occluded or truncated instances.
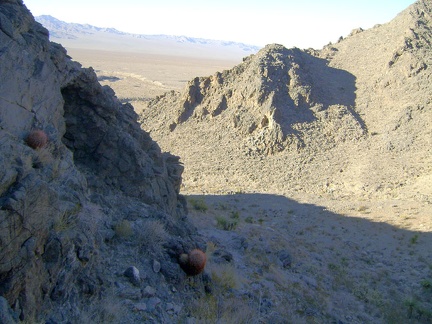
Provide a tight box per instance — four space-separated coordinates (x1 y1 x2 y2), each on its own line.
184 192 432 323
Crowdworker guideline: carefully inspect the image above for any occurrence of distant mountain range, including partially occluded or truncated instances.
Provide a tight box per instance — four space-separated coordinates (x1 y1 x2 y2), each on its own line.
35 15 261 58
36 15 127 38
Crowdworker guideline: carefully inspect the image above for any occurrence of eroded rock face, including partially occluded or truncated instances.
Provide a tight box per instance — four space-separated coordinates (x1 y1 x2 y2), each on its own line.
142 44 365 156
61 67 184 215
0 1 196 322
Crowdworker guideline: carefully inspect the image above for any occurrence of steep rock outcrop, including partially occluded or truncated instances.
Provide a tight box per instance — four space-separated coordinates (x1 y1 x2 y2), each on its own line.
61 68 184 215
142 44 365 155
0 1 197 322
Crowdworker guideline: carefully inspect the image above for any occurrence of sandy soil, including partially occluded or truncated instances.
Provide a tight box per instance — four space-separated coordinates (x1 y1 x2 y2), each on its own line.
65 48 242 112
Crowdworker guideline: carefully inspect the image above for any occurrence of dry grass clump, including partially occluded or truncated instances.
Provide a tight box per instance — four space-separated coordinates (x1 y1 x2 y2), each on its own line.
114 219 133 238
34 142 55 167
188 197 208 212
113 219 168 256
215 215 238 230
138 220 168 256
186 294 257 324
209 263 240 291
75 291 125 323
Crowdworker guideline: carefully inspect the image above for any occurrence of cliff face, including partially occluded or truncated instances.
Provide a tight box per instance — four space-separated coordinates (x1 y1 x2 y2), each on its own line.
0 1 198 322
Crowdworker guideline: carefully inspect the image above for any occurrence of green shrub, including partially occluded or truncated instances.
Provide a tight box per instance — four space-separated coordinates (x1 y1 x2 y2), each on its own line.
216 216 238 231
410 234 419 245
114 220 133 238
230 211 240 219
244 216 254 224
188 198 208 212
420 279 432 289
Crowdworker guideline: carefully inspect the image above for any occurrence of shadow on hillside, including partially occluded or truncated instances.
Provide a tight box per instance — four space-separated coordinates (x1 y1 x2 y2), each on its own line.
185 192 432 262
275 51 367 135
184 192 431 320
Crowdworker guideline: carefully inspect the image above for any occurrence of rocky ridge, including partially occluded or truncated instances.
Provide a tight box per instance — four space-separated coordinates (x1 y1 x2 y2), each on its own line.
0 1 203 323
140 0 431 203
143 44 365 156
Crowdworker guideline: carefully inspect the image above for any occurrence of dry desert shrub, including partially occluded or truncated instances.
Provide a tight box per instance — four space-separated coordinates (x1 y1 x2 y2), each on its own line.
208 263 240 292
215 215 238 230
114 219 133 238
138 220 168 256
34 142 55 167
187 197 208 212
186 294 257 324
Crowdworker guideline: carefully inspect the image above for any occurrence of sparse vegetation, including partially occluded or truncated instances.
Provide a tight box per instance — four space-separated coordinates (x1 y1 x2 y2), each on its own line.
420 279 432 289
188 197 208 212
54 203 82 232
138 220 168 256
404 297 432 321
114 219 133 238
34 142 56 168
216 215 238 230
410 234 420 245
245 216 254 223
3 2 432 323
230 210 240 219
210 263 239 291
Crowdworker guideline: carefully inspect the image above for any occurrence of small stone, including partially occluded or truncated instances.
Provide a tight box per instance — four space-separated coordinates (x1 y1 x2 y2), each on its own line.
212 249 233 263
152 260 161 273
146 297 161 312
166 302 182 314
143 285 156 297
124 266 141 287
278 250 292 268
134 303 147 312
118 287 142 300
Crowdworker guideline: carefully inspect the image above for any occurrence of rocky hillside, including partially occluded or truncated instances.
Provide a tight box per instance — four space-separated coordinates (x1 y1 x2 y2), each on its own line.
0 1 204 323
142 44 365 155
140 0 431 203
137 4 432 322
1 0 431 323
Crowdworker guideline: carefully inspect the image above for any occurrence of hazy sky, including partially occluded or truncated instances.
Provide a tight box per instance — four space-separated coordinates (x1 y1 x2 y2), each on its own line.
24 0 416 49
